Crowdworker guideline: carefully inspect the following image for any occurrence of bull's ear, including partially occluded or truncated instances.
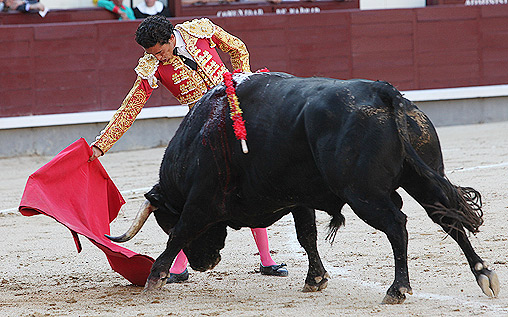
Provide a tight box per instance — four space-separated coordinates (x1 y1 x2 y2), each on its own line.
145 184 181 217
153 211 177 235
144 184 164 209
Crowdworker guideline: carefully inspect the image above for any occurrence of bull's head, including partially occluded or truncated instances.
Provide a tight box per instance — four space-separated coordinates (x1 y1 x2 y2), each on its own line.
183 223 228 271
106 184 227 273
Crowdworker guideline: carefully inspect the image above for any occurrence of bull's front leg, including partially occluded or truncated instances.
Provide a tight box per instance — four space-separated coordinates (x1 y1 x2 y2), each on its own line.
144 237 183 291
291 206 329 292
145 208 215 292
382 226 412 304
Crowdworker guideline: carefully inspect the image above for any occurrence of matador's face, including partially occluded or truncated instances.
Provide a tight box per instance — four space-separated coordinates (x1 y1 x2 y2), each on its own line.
145 34 176 63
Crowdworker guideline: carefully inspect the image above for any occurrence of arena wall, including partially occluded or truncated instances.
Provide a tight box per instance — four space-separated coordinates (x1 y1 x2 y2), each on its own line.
1 4 507 157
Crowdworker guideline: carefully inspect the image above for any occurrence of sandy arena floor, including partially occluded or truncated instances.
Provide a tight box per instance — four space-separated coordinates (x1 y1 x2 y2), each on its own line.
1 121 507 316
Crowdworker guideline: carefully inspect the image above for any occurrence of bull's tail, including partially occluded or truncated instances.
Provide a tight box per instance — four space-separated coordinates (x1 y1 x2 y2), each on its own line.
378 82 484 234
456 185 483 214
325 212 345 244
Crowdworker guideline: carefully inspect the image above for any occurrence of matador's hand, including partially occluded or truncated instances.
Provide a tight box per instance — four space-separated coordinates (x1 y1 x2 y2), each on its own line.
88 145 104 162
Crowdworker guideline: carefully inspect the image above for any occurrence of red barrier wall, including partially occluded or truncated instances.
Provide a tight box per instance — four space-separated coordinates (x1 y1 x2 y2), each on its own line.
1 5 508 117
0 8 117 25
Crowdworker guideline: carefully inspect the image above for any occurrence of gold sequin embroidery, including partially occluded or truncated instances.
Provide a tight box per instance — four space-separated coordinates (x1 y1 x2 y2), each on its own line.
93 77 148 153
178 18 216 39
135 53 159 88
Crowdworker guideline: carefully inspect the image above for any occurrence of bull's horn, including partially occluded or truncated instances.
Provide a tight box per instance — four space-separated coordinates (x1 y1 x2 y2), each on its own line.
105 200 156 242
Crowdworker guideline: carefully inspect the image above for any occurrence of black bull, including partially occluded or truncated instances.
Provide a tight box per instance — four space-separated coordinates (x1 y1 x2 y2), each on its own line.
108 72 499 303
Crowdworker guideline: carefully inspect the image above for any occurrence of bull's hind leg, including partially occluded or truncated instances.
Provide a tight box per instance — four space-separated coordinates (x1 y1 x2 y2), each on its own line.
403 185 500 298
445 227 500 298
291 206 329 292
347 195 412 304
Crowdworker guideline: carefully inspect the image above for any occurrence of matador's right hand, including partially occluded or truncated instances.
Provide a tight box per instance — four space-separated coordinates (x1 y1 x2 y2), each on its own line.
88 145 104 162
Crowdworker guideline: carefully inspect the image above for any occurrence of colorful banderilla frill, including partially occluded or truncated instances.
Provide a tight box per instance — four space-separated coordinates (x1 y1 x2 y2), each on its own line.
223 69 248 154
223 68 270 154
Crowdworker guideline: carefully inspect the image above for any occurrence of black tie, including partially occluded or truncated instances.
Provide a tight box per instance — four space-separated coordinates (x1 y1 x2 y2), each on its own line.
173 47 197 71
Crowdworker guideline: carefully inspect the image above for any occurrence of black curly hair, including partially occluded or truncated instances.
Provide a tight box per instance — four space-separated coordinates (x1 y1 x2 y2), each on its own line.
135 15 174 49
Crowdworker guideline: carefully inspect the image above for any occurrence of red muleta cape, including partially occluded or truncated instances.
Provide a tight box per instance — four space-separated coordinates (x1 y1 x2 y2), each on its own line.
18 138 154 286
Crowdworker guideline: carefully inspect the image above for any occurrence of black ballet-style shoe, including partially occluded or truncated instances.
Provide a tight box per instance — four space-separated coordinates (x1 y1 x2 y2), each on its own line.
166 268 189 283
259 263 289 277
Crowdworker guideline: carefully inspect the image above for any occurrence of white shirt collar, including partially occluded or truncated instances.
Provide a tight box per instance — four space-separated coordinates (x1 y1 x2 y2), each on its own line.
174 30 194 60
136 1 163 15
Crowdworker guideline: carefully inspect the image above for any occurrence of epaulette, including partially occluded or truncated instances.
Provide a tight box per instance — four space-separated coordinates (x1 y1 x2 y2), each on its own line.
135 53 159 88
177 18 216 39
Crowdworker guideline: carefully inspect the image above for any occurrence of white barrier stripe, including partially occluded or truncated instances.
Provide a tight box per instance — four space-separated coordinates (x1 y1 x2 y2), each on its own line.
120 187 152 197
451 162 508 172
402 84 508 102
0 207 18 214
0 106 189 130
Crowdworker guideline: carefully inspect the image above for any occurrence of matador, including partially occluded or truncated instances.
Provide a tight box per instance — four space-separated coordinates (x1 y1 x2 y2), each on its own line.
92 17 250 154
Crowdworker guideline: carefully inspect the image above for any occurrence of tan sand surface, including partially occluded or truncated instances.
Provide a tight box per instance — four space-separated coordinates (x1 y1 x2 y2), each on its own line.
1 121 507 316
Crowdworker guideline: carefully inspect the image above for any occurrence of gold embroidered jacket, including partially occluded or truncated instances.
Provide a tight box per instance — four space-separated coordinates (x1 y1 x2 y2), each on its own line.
93 18 251 154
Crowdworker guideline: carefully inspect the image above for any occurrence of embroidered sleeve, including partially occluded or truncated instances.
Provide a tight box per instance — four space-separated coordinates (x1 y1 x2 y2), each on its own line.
211 23 251 73
93 77 152 154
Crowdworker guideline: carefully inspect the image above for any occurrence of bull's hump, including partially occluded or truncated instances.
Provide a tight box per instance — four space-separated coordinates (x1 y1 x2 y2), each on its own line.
232 72 256 86
233 71 294 88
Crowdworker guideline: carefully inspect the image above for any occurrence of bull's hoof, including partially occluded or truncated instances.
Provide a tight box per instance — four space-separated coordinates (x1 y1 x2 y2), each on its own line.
475 263 500 298
381 285 412 304
144 278 166 292
143 272 168 292
382 293 406 304
302 272 330 292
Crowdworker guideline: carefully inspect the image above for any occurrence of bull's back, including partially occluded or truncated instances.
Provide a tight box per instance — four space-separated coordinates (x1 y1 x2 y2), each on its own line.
162 73 405 208
229 73 403 203
235 73 398 152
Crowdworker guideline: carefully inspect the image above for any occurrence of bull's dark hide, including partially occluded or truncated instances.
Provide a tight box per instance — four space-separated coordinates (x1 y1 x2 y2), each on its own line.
119 72 497 302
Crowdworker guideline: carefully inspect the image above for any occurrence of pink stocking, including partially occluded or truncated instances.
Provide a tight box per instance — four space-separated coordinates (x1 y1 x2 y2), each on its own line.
169 249 188 274
251 227 277 267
